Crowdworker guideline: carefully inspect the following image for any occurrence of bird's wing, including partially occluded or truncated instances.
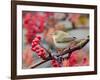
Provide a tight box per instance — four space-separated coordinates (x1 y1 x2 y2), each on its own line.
55 31 67 42
56 36 76 43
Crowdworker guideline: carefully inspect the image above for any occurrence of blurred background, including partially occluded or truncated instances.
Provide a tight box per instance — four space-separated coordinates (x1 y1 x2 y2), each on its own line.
22 11 89 69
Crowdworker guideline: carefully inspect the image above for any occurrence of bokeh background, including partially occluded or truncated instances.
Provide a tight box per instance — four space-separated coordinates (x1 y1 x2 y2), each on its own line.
22 11 89 69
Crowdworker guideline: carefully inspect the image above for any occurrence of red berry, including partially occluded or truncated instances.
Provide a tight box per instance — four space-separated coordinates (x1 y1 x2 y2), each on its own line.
35 47 39 50
40 48 44 52
32 43 36 47
36 36 41 40
34 38 40 43
36 50 40 53
52 63 58 67
32 39 35 43
38 52 43 56
32 47 36 51
33 42 38 46
37 51 46 59
51 60 56 64
41 55 46 60
51 59 60 67
42 52 45 55
35 45 40 49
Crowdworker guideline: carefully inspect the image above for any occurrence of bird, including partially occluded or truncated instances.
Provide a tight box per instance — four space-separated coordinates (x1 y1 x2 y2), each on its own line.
51 30 76 49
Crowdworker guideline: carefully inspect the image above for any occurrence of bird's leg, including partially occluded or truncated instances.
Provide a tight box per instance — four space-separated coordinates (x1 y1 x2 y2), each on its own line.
52 55 64 67
67 47 74 59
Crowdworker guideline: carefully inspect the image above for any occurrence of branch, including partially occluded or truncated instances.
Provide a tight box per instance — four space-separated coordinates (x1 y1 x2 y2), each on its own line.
58 38 89 57
29 58 50 68
30 37 89 68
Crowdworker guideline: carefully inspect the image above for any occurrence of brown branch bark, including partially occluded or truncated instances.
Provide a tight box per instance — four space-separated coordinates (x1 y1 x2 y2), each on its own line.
57 38 89 57
29 59 50 68
30 37 89 68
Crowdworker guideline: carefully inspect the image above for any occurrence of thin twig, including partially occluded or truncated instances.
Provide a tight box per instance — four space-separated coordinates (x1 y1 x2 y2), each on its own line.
29 60 49 68
29 56 51 68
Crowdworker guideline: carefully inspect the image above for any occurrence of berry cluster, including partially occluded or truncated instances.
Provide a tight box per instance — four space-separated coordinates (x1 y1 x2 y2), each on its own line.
51 59 61 67
23 12 54 44
31 36 46 60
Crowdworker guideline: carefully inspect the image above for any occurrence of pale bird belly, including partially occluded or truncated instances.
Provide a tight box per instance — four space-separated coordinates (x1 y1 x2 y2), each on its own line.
55 42 70 48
